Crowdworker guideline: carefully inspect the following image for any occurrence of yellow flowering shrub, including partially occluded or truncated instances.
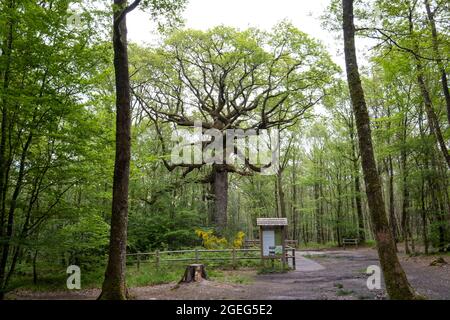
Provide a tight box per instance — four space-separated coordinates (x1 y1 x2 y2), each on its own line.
195 229 228 249
195 229 246 249
232 231 246 249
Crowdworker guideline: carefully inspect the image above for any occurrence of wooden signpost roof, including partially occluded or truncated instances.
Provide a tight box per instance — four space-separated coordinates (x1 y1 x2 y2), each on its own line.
257 218 288 226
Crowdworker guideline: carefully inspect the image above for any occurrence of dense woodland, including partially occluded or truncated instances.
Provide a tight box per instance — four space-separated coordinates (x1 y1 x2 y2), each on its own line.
0 0 448 299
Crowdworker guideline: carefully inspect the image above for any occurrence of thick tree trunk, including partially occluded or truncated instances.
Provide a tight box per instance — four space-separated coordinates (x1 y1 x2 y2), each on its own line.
276 170 287 218
342 0 416 300
99 0 135 300
211 165 228 234
274 176 279 217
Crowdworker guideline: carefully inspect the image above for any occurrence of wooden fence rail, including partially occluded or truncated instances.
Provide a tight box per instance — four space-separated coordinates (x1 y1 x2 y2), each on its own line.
127 247 296 271
244 239 298 248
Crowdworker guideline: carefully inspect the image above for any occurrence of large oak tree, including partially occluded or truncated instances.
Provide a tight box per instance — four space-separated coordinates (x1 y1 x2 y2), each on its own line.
133 24 338 232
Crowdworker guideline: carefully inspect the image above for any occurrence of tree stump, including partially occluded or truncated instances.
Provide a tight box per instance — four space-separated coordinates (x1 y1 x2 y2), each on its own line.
179 264 208 283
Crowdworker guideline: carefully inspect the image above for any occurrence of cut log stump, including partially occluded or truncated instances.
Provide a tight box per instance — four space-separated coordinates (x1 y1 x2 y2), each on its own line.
179 264 208 283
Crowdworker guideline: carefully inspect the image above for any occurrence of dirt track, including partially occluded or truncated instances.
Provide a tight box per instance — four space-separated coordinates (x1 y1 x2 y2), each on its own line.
8 248 450 300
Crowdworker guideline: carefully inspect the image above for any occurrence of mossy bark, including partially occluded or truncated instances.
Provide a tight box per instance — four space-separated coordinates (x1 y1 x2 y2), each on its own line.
211 165 228 234
98 0 133 300
98 278 128 300
342 0 417 300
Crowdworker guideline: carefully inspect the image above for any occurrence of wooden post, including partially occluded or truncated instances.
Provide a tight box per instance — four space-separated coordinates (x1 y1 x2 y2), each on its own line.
137 254 141 271
292 248 296 270
259 226 264 267
232 248 237 269
281 227 286 270
156 250 160 269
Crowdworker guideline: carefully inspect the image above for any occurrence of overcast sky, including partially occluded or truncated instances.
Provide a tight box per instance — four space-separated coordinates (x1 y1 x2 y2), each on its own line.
126 0 353 69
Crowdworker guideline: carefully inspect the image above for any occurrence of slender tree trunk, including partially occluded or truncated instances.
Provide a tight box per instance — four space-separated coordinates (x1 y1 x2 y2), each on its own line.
99 0 137 300
400 148 411 254
318 160 325 243
32 250 38 285
336 173 342 247
342 0 417 299
0 0 15 265
420 173 429 254
416 65 450 168
433 199 446 253
424 0 450 126
0 131 32 298
408 9 450 168
4 244 20 288
387 156 399 245
314 182 321 244
429 150 447 252
401 186 411 255
291 154 299 241
350 121 365 242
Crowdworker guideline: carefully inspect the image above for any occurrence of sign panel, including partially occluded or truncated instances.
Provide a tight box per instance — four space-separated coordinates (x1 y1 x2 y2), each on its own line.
275 245 283 255
262 230 275 256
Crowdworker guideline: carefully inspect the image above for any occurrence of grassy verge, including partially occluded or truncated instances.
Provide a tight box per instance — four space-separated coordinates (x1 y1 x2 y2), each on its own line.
299 240 377 251
127 259 259 287
7 254 262 294
7 247 306 293
299 242 338 250
8 263 105 293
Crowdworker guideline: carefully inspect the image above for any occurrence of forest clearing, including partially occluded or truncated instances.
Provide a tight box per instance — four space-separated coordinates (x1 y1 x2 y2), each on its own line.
0 0 449 303
7 247 450 300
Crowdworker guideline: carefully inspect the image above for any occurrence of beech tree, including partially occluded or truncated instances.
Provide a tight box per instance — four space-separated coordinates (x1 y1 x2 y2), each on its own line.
342 0 417 299
99 0 186 300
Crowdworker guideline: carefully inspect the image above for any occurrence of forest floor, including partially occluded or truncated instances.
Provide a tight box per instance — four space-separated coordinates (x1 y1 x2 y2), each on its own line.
8 248 450 300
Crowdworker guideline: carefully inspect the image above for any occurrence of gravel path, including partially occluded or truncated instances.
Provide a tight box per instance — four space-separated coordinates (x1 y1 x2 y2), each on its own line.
294 252 325 271
248 249 450 300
